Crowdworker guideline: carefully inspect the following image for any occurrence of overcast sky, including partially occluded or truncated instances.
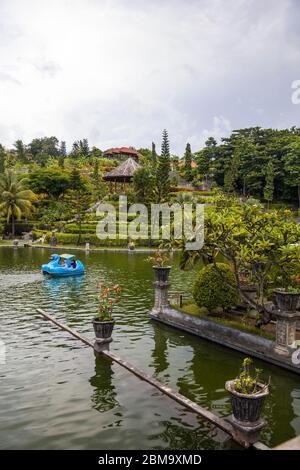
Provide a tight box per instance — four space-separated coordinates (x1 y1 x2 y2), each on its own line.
0 0 299 155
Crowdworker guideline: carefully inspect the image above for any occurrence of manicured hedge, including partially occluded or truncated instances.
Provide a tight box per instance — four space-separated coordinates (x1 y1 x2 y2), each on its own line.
193 263 239 311
31 230 160 247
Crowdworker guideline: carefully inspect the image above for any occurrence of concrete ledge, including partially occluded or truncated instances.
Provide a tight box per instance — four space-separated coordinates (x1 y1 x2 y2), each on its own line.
150 307 300 375
274 435 300 450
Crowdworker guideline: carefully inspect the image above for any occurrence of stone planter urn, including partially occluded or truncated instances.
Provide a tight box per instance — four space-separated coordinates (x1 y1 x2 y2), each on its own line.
153 266 171 284
273 289 300 312
225 380 269 424
225 379 269 447
92 318 115 342
240 284 257 303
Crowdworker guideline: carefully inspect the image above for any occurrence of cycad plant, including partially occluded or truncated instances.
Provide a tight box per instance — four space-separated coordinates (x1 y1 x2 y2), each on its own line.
0 170 37 238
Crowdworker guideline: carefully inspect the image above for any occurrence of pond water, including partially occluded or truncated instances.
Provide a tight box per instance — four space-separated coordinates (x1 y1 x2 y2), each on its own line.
0 247 299 450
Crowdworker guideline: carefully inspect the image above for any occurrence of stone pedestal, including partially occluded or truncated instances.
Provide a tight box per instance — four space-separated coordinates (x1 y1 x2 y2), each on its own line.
153 282 170 315
93 337 112 353
152 267 171 317
227 415 266 448
274 310 299 356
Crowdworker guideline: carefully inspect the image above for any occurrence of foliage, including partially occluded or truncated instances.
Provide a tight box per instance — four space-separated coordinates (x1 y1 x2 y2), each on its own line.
0 144 5 173
64 171 92 245
28 168 71 198
35 231 159 247
263 161 274 207
70 139 90 159
224 149 240 193
37 201 70 228
147 249 171 267
193 127 300 207
232 358 268 396
172 192 197 205
182 200 300 325
151 142 157 170
133 167 154 203
96 282 121 321
174 303 275 340
0 170 37 237
156 129 171 202
184 143 192 181
58 141 67 168
93 159 99 187
193 263 238 311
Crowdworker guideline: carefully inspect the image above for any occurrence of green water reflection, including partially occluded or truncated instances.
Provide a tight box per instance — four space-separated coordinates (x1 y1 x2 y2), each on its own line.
0 247 299 449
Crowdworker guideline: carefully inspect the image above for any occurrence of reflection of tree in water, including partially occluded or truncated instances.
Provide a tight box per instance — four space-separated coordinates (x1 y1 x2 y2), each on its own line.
155 415 232 450
260 371 296 447
176 341 231 418
151 323 169 375
89 355 119 413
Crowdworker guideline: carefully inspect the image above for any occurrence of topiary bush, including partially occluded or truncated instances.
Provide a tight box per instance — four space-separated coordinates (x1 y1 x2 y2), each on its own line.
192 263 238 312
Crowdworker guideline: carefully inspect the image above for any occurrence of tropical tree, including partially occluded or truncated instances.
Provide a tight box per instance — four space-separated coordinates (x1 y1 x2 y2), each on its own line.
264 161 274 208
284 142 300 209
59 141 67 168
183 143 192 181
156 129 171 202
181 200 300 327
0 170 37 237
28 168 71 198
14 139 29 164
65 169 92 244
151 142 157 171
0 144 5 173
93 159 100 188
133 167 154 203
224 150 240 194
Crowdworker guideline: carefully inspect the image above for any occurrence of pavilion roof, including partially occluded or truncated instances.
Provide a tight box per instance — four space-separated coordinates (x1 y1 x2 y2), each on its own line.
104 147 142 158
102 157 142 180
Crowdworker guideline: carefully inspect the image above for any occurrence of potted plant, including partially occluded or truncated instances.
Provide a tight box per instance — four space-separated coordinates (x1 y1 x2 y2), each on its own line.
273 277 300 312
128 240 135 251
238 272 257 303
225 358 269 425
147 250 171 283
92 282 121 341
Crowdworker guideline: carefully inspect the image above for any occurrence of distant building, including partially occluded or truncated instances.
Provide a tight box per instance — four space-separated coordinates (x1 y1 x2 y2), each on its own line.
103 157 142 192
178 159 198 169
103 147 142 162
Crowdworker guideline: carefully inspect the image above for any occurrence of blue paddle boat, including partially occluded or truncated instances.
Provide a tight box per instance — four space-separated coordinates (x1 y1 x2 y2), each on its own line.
41 254 85 277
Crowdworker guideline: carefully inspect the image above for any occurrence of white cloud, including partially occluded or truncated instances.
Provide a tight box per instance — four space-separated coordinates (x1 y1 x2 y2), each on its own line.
0 0 299 154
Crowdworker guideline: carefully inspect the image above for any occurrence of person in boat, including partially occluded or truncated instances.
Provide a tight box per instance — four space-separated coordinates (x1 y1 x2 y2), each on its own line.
70 258 77 269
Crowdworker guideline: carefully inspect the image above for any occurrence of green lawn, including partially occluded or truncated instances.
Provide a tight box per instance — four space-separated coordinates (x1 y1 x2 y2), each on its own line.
172 302 275 341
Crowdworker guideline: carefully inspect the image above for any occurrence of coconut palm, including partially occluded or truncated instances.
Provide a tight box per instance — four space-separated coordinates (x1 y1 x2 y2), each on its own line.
172 192 197 206
0 170 37 238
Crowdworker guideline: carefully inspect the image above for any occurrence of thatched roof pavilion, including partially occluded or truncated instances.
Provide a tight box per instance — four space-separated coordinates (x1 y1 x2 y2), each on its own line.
102 157 142 192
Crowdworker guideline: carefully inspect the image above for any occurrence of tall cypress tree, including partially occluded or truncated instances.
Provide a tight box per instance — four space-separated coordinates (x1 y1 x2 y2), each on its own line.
151 142 157 171
0 144 5 173
59 141 67 168
93 158 99 188
184 142 192 181
156 129 171 202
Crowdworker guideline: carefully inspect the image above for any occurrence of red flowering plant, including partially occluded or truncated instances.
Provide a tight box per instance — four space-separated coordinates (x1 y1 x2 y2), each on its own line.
96 282 121 321
146 249 171 267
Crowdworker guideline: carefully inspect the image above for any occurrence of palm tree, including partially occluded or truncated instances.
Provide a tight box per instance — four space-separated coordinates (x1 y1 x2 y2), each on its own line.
0 170 37 238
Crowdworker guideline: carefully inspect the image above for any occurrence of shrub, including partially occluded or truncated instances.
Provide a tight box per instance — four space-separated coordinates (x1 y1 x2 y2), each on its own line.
193 263 238 311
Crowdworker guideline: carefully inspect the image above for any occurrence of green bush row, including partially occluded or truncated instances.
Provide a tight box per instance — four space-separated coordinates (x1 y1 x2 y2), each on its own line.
31 231 160 247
